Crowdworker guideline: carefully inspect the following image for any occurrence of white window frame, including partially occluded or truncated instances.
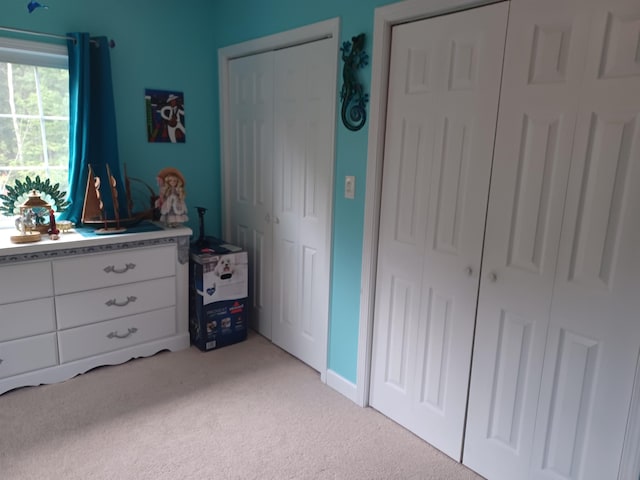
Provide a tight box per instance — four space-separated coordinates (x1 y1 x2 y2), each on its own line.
0 37 68 69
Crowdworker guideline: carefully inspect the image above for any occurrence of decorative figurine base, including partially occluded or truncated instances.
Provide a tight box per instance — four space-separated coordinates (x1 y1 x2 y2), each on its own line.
10 232 42 244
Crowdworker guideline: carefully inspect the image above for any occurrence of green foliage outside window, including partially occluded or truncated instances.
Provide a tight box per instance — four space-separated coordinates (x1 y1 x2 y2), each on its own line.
0 60 69 218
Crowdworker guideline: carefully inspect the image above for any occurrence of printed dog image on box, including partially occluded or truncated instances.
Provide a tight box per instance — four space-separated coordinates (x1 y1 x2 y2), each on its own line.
197 252 248 306
214 257 234 280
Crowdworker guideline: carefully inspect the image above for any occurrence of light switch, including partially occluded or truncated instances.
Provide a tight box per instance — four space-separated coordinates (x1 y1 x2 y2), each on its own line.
345 175 355 199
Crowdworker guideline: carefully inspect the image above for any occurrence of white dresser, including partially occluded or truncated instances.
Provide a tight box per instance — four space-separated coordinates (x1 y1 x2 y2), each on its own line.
0 223 191 395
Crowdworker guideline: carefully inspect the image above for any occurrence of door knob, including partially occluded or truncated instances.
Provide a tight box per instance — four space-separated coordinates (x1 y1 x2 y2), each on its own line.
275 217 280 224
465 266 473 276
489 272 498 282
265 214 271 223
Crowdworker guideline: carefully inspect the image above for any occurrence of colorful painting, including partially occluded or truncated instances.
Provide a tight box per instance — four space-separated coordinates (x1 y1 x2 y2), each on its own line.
145 89 186 143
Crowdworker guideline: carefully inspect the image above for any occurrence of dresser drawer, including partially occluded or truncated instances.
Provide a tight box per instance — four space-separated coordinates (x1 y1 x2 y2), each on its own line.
0 298 56 342
58 307 176 363
0 333 58 379
52 245 176 294
0 262 53 304
56 277 176 329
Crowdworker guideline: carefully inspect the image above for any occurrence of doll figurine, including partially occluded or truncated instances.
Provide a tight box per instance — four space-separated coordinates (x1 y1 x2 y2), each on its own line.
156 167 188 226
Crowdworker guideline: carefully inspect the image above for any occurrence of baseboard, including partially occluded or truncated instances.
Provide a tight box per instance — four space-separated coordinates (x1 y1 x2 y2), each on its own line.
326 369 358 404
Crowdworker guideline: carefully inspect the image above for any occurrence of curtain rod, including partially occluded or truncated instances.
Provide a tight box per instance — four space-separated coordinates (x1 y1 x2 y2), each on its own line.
0 25 115 47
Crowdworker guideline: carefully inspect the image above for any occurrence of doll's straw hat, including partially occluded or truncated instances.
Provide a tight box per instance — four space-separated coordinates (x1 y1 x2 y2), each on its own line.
157 167 185 186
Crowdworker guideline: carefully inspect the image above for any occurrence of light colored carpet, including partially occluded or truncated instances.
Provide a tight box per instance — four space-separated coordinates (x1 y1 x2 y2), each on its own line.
0 331 485 480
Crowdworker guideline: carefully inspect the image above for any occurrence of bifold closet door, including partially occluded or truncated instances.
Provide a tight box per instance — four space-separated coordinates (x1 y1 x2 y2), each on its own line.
530 0 640 477
464 0 640 479
228 52 275 339
227 37 335 372
369 3 508 461
271 39 334 373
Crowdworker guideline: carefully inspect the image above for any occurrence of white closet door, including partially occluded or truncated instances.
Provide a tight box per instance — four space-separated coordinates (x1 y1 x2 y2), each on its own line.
530 1 640 478
464 1 640 479
271 38 334 372
228 52 275 339
369 3 508 460
464 0 590 478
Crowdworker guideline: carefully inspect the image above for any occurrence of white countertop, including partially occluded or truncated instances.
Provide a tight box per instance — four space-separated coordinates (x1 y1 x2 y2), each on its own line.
0 222 192 257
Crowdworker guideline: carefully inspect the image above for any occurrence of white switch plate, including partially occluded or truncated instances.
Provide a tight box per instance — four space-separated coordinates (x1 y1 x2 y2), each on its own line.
345 175 355 199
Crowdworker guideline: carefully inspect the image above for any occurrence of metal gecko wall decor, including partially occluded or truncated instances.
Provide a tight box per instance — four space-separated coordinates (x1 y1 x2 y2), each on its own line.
340 33 369 132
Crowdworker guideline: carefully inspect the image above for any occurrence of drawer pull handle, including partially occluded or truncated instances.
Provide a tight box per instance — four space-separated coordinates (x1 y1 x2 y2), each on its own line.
107 327 138 339
104 263 136 274
105 296 137 307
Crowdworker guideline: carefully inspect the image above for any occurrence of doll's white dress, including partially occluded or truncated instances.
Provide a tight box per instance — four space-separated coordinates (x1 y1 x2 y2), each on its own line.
159 186 188 225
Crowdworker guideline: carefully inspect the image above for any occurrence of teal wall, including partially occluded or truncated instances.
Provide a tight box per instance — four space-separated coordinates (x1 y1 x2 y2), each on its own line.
1 0 401 385
2 0 221 235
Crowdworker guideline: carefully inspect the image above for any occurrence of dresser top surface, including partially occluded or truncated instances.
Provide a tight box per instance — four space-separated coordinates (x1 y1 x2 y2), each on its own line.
0 222 192 258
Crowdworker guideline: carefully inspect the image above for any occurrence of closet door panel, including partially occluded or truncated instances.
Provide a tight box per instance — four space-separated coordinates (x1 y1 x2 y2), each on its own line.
271 38 334 372
228 52 275 339
463 1 592 478
370 3 508 460
532 109 640 480
531 2 640 478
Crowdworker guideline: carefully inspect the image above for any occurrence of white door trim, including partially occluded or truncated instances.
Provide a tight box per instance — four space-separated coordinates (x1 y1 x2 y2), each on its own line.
218 18 340 383
357 0 504 407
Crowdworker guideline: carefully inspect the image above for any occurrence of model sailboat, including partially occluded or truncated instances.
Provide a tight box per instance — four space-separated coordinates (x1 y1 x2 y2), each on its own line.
81 164 126 234
81 164 158 233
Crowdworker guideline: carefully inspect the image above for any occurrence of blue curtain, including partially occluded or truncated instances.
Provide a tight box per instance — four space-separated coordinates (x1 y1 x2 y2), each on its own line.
60 33 127 224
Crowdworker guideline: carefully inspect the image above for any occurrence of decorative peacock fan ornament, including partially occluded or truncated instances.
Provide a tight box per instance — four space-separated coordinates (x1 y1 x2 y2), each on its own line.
0 175 68 217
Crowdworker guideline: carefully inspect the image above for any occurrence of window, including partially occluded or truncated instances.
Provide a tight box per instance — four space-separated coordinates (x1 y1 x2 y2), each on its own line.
0 38 69 223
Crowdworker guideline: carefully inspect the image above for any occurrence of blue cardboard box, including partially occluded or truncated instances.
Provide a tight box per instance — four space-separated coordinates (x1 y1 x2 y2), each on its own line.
189 237 248 351
189 298 248 351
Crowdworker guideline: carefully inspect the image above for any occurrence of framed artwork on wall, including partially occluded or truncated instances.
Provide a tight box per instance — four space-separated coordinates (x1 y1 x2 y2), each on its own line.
145 89 186 143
